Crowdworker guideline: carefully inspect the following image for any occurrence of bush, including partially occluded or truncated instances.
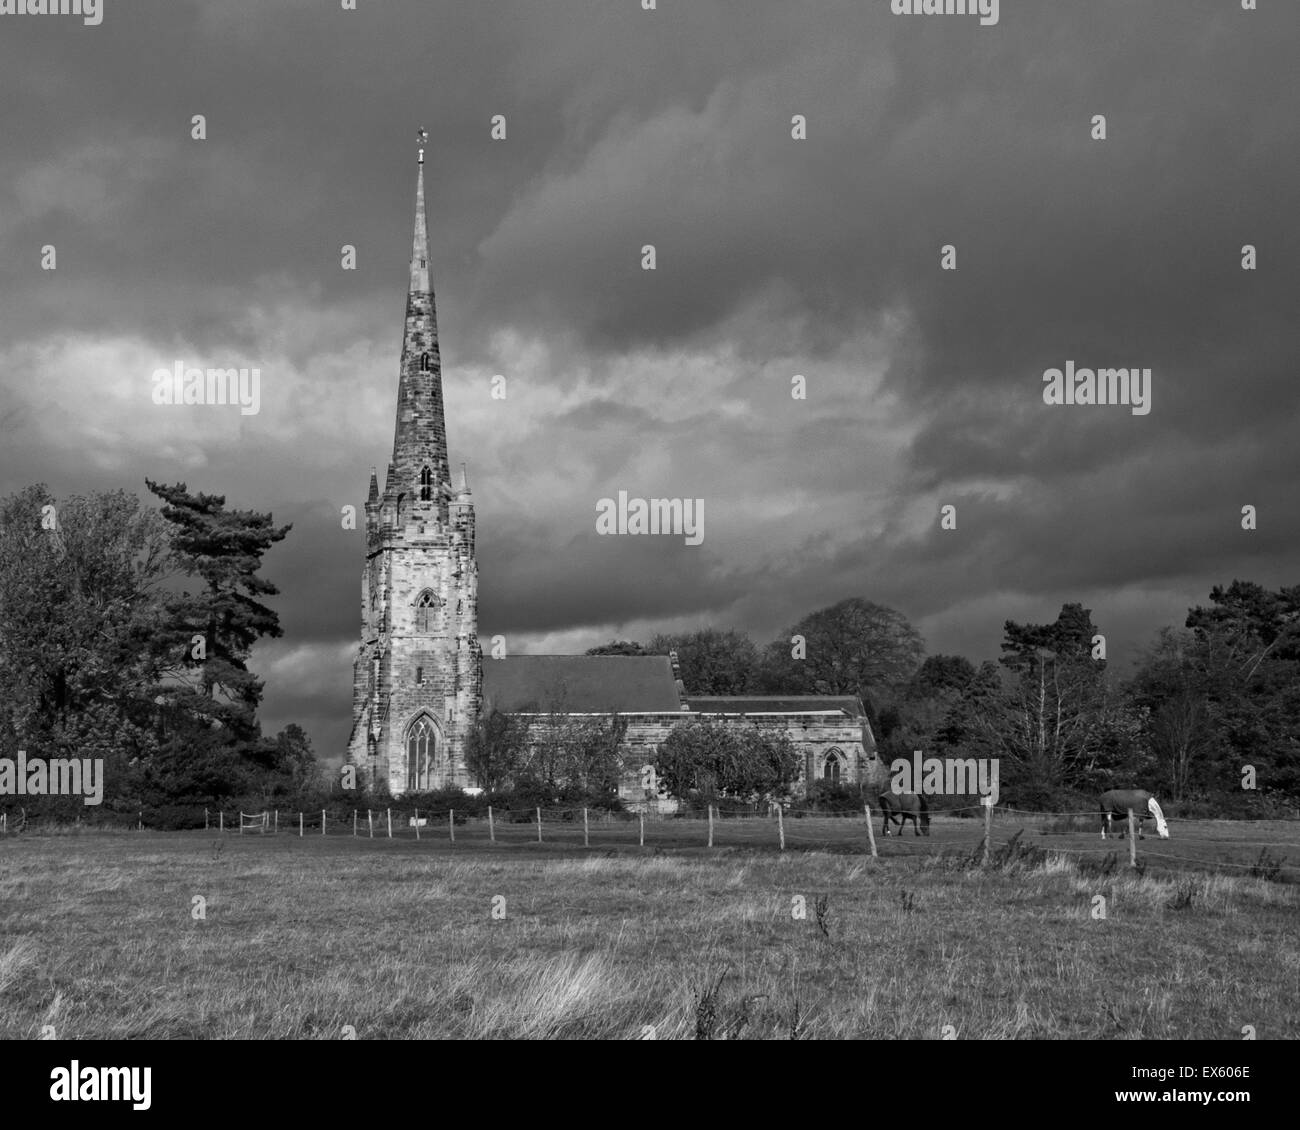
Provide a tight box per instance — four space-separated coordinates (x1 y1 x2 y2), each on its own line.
681 794 762 817
790 783 866 816
400 787 483 819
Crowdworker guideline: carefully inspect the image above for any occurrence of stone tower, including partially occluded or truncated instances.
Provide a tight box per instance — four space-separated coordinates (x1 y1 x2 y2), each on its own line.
346 132 482 795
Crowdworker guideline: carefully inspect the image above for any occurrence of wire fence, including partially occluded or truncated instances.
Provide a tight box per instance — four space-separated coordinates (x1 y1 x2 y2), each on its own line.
3 801 1296 882
169 802 1300 882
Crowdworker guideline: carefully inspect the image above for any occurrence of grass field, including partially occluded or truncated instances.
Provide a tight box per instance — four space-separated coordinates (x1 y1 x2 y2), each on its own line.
1 819 1296 1039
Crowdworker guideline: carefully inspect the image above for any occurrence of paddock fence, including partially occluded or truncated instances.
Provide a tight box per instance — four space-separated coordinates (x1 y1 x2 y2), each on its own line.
3 800 1296 882
178 802 1300 883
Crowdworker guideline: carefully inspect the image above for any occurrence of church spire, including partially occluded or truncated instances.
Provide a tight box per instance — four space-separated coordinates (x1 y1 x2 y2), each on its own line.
410 127 430 297
388 127 448 513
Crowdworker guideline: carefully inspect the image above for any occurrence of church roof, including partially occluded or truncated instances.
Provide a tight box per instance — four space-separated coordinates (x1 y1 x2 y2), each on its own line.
482 655 684 713
685 695 866 716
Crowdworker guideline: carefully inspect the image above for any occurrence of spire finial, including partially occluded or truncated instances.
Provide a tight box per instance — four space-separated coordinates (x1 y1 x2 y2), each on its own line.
458 462 471 496
417 127 427 165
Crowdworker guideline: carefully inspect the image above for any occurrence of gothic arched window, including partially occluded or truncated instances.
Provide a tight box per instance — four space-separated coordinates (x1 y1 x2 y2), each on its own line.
406 716 434 792
420 352 431 372
414 590 438 632
420 466 433 502
823 749 844 784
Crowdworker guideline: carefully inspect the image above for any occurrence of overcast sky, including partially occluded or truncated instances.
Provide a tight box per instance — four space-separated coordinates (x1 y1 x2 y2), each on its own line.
2 0 1297 763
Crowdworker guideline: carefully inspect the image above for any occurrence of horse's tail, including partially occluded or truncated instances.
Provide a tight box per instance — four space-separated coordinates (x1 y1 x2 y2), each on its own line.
1147 796 1169 838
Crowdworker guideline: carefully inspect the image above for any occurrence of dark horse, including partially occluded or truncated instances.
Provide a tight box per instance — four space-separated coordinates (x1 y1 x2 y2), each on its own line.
1099 789 1169 840
878 790 930 837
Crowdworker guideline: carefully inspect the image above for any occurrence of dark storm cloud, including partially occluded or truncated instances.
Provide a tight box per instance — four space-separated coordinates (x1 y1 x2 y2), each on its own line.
1 0 1296 760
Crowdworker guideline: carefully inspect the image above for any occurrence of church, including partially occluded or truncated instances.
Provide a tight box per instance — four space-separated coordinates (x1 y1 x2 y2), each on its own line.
345 136 879 807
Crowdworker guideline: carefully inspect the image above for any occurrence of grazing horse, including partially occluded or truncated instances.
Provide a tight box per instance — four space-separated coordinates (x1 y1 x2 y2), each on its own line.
878 790 930 837
1099 789 1169 840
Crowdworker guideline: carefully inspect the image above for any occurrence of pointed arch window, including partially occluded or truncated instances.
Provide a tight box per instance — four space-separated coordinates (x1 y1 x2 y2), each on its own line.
414 590 438 632
420 466 433 501
406 716 435 792
823 749 844 784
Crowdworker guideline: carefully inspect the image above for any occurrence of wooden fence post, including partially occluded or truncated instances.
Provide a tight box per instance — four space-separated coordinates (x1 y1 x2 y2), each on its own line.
274 809 278 835
298 812 303 838
387 808 392 839
368 809 373 839
205 808 209 831
353 810 357 837
1128 809 1137 869
239 813 244 836
864 804 877 859
777 804 785 851
536 806 542 843
488 805 495 843
322 809 326 836
219 811 224 834
983 798 992 866
583 807 589 848
449 809 455 844
639 811 645 847
708 804 714 849
414 808 420 841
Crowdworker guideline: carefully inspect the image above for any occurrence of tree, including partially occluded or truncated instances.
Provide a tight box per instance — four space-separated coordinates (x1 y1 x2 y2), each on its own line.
0 485 171 775
956 604 1110 803
1127 628 1211 801
875 654 980 764
647 629 760 694
907 655 977 700
558 713 628 796
1183 581 1300 799
0 481 316 818
520 708 627 796
585 640 646 656
757 598 925 703
465 708 528 792
263 723 321 804
145 480 291 738
654 719 800 801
